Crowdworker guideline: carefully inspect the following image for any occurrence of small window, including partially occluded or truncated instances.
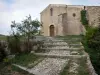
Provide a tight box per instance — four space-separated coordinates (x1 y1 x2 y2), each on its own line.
50 8 53 16
84 6 86 10
73 13 76 17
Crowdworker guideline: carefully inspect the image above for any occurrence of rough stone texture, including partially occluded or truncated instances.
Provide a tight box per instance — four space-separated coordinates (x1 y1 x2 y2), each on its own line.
41 4 67 36
41 4 86 36
30 58 69 75
63 6 84 35
69 60 79 74
87 6 100 27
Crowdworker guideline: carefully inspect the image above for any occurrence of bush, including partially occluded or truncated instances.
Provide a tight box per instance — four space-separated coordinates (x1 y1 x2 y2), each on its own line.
0 41 7 62
82 27 100 75
7 35 21 54
85 27 99 49
7 35 35 54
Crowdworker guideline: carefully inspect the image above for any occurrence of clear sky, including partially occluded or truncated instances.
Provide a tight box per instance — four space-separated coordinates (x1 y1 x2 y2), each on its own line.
0 0 100 35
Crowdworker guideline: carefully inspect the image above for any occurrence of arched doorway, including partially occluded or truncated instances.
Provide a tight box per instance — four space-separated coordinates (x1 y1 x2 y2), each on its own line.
50 25 55 37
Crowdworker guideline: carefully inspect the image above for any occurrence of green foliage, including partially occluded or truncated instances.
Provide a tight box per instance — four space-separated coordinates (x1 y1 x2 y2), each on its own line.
7 35 21 54
10 15 42 52
60 58 89 75
0 35 6 41
12 53 40 67
0 42 7 62
11 15 41 36
82 27 100 75
81 10 88 28
0 64 34 75
85 27 98 40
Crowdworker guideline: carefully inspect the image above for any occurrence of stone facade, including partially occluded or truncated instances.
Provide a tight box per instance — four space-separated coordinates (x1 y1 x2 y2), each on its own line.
41 4 100 36
87 6 100 27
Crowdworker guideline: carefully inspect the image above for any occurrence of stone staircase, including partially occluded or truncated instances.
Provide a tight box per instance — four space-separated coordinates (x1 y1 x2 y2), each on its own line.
29 36 88 75
14 36 91 75
35 36 85 58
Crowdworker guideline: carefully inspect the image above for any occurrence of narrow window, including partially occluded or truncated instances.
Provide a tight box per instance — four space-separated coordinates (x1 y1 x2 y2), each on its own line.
50 8 53 16
73 13 76 17
84 6 86 10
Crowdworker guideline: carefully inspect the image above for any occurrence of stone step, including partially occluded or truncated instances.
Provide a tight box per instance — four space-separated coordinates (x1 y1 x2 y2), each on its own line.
56 38 81 41
43 46 83 49
44 42 67 44
43 42 81 45
34 53 86 59
42 46 69 49
55 36 82 39
43 43 82 46
36 50 84 55
42 48 84 50
41 48 84 52
44 40 81 42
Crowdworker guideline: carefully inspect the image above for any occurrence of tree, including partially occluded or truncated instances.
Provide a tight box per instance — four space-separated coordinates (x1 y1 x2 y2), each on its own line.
11 15 41 52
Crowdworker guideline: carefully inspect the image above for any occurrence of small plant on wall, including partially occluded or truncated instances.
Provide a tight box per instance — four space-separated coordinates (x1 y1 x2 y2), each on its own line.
81 10 88 29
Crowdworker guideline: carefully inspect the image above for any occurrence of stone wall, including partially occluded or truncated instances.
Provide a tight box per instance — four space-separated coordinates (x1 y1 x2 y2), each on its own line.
87 6 100 27
62 13 68 35
57 14 64 36
66 6 84 35
41 4 100 36
41 4 67 36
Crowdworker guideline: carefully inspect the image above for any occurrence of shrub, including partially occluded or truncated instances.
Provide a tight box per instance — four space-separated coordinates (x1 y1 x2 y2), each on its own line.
7 35 21 54
82 27 100 75
0 41 7 62
85 27 98 40
85 27 99 49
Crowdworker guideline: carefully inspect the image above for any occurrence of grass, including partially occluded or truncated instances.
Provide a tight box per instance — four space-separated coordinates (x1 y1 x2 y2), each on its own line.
0 35 7 41
0 63 34 75
82 40 100 75
12 53 43 68
60 58 90 75
56 35 82 40
56 35 82 44
77 58 90 75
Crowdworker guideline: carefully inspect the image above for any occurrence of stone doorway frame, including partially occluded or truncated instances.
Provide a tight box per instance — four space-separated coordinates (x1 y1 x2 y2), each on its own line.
49 25 55 37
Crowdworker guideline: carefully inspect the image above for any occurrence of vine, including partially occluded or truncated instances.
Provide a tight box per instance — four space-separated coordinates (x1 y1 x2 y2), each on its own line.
81 10 88 29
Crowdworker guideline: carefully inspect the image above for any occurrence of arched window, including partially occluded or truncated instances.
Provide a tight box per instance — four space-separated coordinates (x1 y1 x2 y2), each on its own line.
50 8 53 16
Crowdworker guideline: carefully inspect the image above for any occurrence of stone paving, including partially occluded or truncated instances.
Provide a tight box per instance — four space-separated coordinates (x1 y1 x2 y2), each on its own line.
29 58 69 75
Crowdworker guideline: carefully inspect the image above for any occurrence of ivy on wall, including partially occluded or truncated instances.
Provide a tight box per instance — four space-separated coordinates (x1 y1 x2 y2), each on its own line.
81 10 88 28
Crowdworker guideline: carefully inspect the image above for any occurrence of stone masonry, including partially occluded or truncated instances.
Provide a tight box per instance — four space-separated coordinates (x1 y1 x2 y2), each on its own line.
41 4 100 36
